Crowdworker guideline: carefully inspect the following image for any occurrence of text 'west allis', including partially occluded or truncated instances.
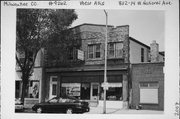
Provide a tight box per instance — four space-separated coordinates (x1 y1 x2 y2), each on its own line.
80 1 105 6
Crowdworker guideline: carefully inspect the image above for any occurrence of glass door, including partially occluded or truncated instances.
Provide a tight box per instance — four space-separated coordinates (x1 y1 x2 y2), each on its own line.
81 83 90 100
49 76 58 99
91 83 99 101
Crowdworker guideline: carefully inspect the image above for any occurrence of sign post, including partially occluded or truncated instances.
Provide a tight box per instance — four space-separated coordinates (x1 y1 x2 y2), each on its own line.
102 82 109 90
103 9 108 114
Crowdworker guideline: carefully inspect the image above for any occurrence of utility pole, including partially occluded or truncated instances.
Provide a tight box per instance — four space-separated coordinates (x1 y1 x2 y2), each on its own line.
103 9 108 114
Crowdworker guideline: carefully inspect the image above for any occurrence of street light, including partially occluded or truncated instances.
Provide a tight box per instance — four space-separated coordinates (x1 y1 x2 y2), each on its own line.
103 9 108 114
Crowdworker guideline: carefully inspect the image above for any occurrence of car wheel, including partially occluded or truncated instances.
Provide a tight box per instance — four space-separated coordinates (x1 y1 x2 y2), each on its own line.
36 107 42 113
66 108 73 114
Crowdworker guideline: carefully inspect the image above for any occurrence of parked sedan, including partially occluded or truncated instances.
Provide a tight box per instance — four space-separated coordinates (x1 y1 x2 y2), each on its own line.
32 96 90 114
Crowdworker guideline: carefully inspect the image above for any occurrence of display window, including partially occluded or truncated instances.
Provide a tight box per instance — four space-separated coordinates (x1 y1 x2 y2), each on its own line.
15 81 22 98
100 83 122 101
61 83 81 99
29 81 39 98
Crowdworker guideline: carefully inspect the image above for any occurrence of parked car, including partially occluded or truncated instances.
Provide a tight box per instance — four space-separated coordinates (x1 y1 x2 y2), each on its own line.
15 98 24 112
32 96 90 114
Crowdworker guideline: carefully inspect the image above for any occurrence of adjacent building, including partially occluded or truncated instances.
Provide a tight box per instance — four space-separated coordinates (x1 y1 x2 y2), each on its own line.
131 62 164 110
129 38 164 110
16 49 44 107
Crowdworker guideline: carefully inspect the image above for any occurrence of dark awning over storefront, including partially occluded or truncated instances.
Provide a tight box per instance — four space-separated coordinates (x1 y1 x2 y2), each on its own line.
46 63 129 73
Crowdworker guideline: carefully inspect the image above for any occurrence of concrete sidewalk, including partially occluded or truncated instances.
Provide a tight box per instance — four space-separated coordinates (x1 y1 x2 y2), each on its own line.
84 106 164 114
21 105 164 114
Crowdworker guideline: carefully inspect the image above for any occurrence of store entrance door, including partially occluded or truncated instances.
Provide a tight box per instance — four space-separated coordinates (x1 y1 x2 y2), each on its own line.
81 83 90 100
49 76 58 99
90 83 99 101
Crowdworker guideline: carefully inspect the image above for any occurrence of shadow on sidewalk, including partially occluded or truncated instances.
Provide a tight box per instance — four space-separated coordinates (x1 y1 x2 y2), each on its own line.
106 108 122 114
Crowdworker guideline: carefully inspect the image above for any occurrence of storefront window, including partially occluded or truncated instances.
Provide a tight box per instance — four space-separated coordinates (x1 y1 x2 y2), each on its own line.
15 81 21 98
61 83 81 99
100 83 122 101
29 81 39 98
52 84 57 95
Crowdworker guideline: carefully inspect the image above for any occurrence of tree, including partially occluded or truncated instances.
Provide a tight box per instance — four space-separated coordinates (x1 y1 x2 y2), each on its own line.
16 9 77 104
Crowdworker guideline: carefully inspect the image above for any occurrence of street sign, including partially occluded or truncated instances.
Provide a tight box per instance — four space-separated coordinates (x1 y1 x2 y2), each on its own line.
103 86 109 90
102 82 109 90
77 49 84 60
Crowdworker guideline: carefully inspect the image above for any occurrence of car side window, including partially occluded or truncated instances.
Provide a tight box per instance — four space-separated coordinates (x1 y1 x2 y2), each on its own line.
49 98 58 103
58 98 67 103
68 99 75 103
58 98 75 103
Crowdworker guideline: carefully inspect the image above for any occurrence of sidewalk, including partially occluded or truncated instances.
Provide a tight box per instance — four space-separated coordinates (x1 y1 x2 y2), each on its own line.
21 105 164 114
84 106 164 114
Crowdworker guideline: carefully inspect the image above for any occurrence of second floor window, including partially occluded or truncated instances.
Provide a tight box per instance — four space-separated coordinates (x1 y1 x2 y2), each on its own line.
109 43 115 57
88 44 101 59
68 47 76 60
108 42 123 58
141 48 144 62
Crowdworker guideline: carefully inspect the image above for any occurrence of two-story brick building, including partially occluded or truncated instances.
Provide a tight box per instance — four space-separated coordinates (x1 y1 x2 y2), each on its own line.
41 24 130 108
41 23 164 109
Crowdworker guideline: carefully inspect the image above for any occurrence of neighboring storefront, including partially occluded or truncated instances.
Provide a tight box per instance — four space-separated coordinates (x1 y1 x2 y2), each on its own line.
131 62 164 110
15 49 45 108
16 67 42 107
16 68 41 99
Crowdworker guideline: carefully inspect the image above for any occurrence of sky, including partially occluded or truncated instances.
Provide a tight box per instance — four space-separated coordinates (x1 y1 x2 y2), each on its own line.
71 9 165 51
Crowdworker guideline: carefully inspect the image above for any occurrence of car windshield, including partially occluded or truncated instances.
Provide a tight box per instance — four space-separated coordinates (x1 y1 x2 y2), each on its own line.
65 96 78 101
48 97 58 103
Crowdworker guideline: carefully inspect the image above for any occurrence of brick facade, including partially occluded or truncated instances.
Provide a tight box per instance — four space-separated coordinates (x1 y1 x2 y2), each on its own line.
131 63 164 110
78 24 129 65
